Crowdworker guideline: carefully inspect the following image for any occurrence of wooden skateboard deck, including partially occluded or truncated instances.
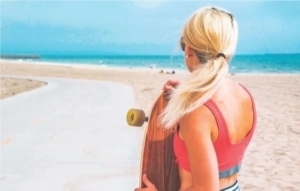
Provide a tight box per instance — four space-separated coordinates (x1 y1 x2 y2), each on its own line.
127 92 180 191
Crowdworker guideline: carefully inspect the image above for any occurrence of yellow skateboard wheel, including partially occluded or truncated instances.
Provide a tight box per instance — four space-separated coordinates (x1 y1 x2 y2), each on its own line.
126 108 145 127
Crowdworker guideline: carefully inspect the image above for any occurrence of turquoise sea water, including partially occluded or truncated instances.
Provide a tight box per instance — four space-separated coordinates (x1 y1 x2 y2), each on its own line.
2 54 300 73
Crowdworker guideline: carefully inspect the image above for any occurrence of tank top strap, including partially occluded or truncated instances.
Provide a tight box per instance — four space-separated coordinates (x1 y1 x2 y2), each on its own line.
204 99 228 138
239 84 255 106
239 84 257 132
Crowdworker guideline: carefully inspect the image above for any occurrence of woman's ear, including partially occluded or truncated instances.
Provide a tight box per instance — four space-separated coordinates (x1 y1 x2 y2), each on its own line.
185 45 194 58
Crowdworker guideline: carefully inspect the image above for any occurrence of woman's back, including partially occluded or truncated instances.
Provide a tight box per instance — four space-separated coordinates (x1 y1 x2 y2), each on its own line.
210 78 256 144
177 78 256 190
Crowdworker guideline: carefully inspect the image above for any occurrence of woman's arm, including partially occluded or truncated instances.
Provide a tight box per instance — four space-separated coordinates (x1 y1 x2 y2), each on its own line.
179 105 219 191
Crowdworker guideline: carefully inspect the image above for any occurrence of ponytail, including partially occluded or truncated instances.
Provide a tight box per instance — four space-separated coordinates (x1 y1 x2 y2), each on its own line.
160 56 228 128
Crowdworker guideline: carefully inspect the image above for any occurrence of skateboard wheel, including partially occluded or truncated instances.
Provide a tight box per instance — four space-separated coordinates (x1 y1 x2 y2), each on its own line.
126 108 146 127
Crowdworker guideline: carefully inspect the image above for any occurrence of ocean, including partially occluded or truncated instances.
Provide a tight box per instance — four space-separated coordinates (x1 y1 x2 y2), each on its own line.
2 54 300 73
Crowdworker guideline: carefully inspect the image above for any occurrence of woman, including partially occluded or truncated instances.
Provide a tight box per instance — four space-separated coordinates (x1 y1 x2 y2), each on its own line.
135 6 256 191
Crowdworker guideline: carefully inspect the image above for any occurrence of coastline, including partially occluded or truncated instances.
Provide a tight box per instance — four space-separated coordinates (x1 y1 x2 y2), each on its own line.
2 59 300 76
0 59 188 74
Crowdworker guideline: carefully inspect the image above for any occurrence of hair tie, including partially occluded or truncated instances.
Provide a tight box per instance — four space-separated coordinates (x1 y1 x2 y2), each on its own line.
216 53 226 59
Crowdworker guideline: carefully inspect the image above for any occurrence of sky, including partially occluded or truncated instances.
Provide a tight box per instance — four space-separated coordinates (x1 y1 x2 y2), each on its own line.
1 0 300 55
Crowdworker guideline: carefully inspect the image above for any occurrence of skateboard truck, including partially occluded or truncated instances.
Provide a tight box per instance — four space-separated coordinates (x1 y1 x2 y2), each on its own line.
126 108 149 127
127 92 169 127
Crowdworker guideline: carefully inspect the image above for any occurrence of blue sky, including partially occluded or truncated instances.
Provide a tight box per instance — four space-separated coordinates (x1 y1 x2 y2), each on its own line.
1 0 300 55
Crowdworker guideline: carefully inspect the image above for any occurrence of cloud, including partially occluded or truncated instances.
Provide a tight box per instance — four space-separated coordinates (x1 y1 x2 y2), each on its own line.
131 0 168 10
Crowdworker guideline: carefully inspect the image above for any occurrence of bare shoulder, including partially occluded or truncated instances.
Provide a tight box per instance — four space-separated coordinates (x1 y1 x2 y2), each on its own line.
232 80 254 100
225 79 255 107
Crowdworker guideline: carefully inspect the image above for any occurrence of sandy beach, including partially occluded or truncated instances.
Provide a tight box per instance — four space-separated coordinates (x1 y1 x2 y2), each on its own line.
1 60 300 190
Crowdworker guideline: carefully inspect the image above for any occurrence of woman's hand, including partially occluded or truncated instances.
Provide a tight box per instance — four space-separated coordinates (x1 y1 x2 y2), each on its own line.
134 174 158 191
163 79 180 92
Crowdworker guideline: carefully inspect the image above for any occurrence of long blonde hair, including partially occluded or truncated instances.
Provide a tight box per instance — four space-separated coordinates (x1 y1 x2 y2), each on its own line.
160 6 238 128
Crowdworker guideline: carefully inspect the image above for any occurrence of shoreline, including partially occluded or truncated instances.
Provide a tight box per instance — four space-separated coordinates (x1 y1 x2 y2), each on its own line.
1 59 300 76
0 59 188 74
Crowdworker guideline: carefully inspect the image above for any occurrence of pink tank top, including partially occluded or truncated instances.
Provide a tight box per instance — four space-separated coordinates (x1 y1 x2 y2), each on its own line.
173 85 256 178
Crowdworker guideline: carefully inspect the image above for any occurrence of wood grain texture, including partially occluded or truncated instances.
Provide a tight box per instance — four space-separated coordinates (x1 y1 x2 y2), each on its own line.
140 93 180 191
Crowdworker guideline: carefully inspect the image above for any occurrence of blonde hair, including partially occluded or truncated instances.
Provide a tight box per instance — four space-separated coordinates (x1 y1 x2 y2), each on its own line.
160 6 238 128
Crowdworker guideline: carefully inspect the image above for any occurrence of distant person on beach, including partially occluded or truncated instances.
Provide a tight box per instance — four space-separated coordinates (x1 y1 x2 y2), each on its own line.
166 70 176 74
135 6 256 191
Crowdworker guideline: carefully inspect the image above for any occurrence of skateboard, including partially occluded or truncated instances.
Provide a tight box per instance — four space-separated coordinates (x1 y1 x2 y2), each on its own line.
126 92 180 191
